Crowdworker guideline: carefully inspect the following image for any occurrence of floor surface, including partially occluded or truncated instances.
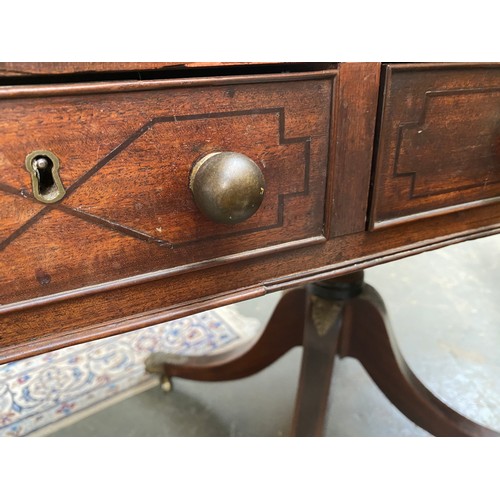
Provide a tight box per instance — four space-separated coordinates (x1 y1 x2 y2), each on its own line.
49 235 500 437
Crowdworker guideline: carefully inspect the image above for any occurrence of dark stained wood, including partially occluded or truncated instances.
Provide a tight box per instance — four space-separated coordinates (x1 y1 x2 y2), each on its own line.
0 284 267 364
0 74 334 306
1 197 499 364
370 63 500 229
141 271 499 436
1 62 499 437
290 293 343 436
328 62 381 237
0 62 287 77
0 70 337 99
0 190 44 242
144 287 306 381
338 283 499 437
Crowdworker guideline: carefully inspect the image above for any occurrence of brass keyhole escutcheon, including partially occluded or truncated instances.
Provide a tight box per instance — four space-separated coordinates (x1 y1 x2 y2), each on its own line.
25 150 66 203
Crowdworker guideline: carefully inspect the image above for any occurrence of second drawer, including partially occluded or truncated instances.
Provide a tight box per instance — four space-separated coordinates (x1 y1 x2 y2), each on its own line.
370 63 500 229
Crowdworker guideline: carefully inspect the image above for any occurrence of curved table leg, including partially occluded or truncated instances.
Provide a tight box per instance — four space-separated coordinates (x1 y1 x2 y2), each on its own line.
144 271 498 437
145 287 307 388
339 283 499 437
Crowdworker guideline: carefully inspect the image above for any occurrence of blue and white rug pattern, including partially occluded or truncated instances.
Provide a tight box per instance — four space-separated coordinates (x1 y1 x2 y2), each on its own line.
0 306 259 437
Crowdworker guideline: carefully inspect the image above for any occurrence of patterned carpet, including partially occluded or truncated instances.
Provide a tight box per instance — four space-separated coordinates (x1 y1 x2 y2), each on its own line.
0 306 260 437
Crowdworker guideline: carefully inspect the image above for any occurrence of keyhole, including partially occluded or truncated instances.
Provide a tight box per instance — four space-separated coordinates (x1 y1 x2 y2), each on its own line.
25 150 66 203
34 156 56 197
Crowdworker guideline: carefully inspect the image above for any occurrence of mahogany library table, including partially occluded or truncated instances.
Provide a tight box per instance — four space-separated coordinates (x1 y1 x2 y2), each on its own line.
0 62 499 436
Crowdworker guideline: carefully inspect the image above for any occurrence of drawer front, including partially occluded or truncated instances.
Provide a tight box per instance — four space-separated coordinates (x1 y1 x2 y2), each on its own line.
0 75 334 306
370 64 500 229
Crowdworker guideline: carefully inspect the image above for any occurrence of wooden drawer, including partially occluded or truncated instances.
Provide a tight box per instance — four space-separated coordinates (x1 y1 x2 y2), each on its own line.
0 72 335 307
370 64 500 229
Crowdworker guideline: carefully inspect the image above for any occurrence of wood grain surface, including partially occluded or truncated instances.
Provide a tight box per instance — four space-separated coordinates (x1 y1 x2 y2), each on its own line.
1 63 500 363
370 64 500 229
329 62 381 237
0 74 334 306
0 62 288 77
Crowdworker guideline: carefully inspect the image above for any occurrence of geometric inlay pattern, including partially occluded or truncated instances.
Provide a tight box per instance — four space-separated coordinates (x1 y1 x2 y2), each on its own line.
0 108 312 251
394 87 500 200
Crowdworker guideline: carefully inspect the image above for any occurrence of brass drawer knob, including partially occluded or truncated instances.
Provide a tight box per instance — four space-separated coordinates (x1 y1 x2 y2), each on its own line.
189 152 265 224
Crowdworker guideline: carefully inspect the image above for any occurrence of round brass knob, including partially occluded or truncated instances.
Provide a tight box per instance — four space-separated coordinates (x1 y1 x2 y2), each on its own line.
189 152 265 224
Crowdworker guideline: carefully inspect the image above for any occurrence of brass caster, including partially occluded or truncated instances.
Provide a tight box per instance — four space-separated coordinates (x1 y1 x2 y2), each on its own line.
160 374 173 393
